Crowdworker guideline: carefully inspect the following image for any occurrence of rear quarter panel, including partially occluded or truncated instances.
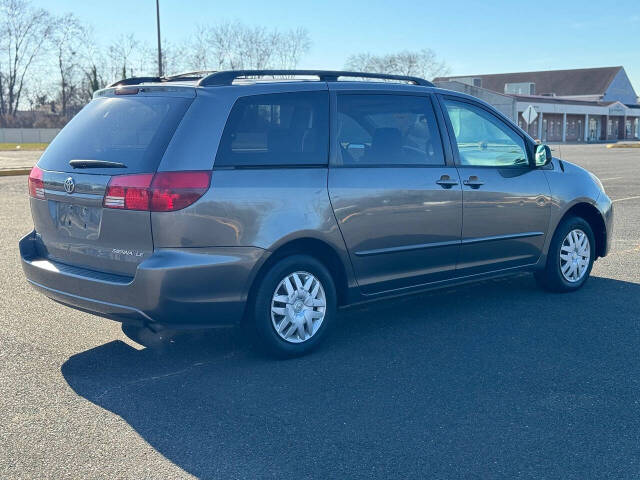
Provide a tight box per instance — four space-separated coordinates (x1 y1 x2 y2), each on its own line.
151 168 342 249
151 166 356 291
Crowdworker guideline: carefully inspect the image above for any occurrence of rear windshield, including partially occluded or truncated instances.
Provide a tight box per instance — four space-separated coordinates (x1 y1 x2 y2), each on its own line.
38 96 192 173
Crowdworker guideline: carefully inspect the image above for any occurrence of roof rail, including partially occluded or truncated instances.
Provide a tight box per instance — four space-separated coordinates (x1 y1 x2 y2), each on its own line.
108 71 216 88
165 71 216 80
198 70 434 87
109 76 162 87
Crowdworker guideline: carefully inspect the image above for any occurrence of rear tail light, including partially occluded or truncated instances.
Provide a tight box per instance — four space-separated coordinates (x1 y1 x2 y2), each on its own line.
103 171 211 212
149 171 211 212
28 165 45 199
103 173 153 209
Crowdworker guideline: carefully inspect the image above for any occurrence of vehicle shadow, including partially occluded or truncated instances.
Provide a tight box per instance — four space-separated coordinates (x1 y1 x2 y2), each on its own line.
61 274 640 479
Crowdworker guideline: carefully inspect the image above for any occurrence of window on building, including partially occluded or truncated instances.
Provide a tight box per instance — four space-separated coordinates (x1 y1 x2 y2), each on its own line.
473 78 482 88
505 82 535 95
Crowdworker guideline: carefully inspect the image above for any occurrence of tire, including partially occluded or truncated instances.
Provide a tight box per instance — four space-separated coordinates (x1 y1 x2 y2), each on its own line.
249 254 337 358
535 215 595 292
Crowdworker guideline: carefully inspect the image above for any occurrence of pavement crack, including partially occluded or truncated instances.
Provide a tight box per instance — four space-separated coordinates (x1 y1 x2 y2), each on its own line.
93 351 235 401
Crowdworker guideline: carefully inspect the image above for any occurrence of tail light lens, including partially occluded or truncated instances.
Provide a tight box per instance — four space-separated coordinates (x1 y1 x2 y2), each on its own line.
103 171 211 212
28 165 45 199
149 171 211 212
103 174 153 209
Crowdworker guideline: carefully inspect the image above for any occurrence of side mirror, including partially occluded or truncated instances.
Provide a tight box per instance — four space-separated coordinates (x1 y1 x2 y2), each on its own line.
534 144 552 167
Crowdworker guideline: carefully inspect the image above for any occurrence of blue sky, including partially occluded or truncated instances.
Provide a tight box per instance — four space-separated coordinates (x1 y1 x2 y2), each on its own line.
35 0 640 93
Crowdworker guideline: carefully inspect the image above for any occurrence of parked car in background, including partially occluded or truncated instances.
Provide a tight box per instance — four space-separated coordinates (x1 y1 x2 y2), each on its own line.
20 70 613 357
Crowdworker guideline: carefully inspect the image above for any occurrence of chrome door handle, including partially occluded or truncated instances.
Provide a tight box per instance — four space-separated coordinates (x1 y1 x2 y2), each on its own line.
436 175 459 189
463 176 484 189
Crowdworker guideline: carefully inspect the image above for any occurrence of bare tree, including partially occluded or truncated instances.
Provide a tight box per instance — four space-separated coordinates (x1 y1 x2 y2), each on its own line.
236 25 279 70
78 29 107 103
51 13 85 117
188 22 311 72
189 25 212 71
0 0 53 118
0 5 315 127
345 49 450 80
107 34 139 81
142 39 186 77
277 27 311 69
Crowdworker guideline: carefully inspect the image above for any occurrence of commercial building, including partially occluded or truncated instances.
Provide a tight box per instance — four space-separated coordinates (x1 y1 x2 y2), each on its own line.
435 66 640 143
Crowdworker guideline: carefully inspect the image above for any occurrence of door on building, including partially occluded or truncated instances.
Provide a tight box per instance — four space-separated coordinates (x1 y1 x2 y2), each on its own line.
565 116 582 142
439 96 551 276
576 118 583 142
543 114 563 142
609 117 624 140
589 117 599 142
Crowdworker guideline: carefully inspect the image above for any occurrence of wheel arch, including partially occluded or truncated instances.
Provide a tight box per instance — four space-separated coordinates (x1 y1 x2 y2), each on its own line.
557 202 607 258
243 237 351 321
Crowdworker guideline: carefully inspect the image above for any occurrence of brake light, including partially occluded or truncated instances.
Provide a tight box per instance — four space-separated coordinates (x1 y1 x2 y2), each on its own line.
114 87 139 95
149 171 211 211
28 165 45 199
103 171 211 212
104 173 153 209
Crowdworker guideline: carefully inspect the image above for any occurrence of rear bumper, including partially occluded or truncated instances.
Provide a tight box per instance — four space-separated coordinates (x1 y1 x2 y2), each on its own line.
20 231 267 328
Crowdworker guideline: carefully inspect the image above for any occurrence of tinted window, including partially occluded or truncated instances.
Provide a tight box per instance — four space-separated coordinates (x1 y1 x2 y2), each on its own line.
443 99 528 167
38 96 192 174
336 94 444 166
215 91 329 167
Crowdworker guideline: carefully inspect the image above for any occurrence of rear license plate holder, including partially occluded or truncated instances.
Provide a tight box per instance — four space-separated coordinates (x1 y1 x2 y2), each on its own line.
55 202 102 239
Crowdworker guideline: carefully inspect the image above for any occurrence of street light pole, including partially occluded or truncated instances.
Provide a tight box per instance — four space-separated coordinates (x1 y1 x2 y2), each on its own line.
156 0 163 77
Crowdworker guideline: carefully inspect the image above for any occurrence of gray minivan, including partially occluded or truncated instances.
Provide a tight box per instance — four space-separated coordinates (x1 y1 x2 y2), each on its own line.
20 70 613 357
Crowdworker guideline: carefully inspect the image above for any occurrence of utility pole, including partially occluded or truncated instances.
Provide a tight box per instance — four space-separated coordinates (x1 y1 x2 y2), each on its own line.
156 0 163 77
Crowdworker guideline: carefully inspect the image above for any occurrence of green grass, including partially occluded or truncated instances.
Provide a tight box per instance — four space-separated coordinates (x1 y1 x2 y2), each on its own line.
0 142 49 151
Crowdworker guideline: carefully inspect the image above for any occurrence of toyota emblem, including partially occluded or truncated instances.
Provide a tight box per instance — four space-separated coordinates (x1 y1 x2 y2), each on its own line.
63 177 75 194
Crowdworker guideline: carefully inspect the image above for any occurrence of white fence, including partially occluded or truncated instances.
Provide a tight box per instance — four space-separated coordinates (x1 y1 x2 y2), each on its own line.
0 128 61 143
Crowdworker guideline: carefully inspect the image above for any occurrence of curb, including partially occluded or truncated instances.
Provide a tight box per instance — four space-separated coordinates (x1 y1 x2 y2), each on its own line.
606 143 640 149
0 168 32 176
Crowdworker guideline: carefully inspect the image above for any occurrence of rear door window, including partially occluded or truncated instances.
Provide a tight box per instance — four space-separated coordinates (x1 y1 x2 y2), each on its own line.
38 96 193 174
215 91 329 167
335 94 444 166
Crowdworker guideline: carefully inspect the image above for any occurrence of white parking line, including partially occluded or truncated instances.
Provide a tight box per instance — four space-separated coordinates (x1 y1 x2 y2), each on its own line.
600 177 625 181
612 195 640 203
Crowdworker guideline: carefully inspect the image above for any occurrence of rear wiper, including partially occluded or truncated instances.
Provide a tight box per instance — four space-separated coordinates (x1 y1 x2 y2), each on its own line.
69 159 127 169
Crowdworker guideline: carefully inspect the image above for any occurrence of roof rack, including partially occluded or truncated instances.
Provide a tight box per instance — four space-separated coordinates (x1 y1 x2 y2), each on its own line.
198 70 434 87
110 76 162 87
109 71 216 88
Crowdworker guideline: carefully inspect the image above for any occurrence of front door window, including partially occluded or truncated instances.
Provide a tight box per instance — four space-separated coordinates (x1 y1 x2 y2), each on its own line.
442 99 528 167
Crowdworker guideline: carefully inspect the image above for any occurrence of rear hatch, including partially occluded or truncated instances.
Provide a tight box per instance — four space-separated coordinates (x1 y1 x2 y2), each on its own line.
30 87 195 277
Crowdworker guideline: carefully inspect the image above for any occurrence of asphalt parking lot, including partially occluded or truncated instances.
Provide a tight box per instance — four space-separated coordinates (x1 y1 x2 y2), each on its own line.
1 144 639 479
